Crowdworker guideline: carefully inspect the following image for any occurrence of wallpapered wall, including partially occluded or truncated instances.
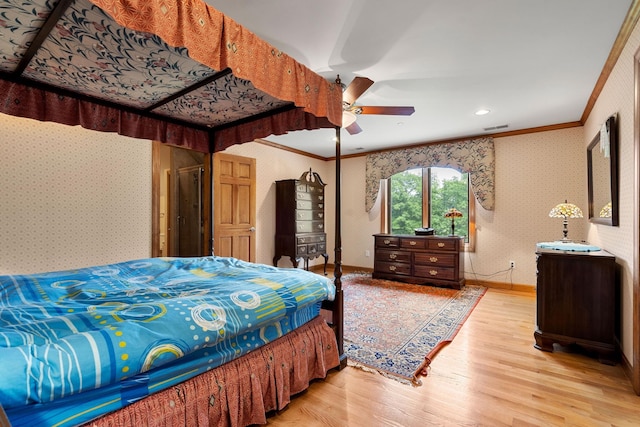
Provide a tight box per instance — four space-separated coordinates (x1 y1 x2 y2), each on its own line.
0 113 586 280
582 13 640 364
336 127 587 285
0 114 152 274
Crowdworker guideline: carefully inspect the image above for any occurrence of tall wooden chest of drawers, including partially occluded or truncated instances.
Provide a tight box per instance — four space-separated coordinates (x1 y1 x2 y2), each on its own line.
273 170 328 273
373 234 465 289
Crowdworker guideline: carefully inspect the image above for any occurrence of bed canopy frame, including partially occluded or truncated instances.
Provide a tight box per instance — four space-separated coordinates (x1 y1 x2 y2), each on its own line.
0 0 345 360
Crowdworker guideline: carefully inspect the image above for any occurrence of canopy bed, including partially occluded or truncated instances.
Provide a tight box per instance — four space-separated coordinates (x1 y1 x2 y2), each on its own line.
0 0 345 425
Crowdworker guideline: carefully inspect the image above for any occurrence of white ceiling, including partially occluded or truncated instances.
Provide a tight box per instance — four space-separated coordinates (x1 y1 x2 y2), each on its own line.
206 0 633 158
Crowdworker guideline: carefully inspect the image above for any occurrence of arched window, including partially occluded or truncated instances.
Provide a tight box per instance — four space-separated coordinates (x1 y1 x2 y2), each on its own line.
385 167 476 250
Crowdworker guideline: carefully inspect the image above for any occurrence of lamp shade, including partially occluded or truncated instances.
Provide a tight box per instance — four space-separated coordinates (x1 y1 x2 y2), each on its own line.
444 207 463 218
548 200 583 219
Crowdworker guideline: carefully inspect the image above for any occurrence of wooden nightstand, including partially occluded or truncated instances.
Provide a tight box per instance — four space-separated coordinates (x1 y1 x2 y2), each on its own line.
534 247 618 364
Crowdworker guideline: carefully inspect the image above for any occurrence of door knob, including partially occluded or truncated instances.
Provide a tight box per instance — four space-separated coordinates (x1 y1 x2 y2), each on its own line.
249 227 256 232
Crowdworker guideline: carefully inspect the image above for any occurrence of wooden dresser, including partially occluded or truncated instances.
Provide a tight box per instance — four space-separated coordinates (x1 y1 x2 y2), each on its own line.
373 234 465 289
534 247 618 364
273 170 328 274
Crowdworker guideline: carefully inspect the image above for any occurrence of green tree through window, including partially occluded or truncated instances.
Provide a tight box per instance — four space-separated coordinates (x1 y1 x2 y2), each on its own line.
390 167 470 239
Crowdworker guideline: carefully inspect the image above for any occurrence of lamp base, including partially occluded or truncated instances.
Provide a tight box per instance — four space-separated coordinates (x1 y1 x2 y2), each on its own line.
561 219 571 242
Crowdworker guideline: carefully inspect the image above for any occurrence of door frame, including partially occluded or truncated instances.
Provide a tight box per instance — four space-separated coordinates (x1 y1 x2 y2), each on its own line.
633 50 640 394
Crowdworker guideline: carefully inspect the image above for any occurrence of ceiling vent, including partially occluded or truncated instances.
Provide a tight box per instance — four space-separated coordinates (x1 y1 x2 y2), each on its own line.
483 124 509 131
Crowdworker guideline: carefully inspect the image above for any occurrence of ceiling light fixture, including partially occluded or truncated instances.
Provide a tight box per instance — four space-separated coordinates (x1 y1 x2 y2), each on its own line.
342 111 357 128
475 109 491 116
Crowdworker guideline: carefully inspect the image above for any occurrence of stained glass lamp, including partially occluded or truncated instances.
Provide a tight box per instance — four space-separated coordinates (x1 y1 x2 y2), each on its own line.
444 207 463 236
549 200 583 242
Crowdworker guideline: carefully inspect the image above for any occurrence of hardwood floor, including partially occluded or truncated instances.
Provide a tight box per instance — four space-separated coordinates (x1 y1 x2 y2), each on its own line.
263 286 640 426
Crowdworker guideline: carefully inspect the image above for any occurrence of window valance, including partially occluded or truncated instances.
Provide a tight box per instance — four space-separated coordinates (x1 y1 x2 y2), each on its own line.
365 137 495 212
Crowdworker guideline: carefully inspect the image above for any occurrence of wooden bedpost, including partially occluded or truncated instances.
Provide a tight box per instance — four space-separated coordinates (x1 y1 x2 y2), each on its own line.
334 125 346 368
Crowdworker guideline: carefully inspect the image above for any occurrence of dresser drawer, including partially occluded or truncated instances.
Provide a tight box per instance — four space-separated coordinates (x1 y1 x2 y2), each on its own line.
375 249 411 264
414 252 456 267
296 242 326 257
297 191 325 202
375 261 411 276
297 201 323 210
296 200 324 210
296 220 324 233
295 210 324 221
375 236 400 248
414 265 456 280
296 191 312 201
297 234 326 244
427 238 457 251
308 185 324 195
400 238 426 249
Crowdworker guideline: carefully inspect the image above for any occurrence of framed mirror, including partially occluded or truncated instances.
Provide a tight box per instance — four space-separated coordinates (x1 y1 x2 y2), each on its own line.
587 114 618 226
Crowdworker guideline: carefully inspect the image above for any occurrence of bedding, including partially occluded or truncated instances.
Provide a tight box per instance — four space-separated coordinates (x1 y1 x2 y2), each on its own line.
0 256 336 426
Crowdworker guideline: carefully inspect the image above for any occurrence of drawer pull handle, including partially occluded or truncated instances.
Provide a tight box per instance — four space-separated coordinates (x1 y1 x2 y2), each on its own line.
409 241 417 246
437 242 445 248
429 270 438 276
389 254 397 260
389 265 396 271
430 257 438 263
383 239 391 245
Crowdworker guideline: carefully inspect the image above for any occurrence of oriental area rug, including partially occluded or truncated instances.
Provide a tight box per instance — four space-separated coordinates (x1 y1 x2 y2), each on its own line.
342 273 486 386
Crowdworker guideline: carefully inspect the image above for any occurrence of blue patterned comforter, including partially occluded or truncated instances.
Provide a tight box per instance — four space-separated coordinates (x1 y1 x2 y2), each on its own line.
0 257 334 425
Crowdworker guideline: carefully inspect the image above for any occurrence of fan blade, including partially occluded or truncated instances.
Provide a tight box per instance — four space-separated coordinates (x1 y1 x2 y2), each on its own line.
357 106 415 116
345 121 363 135
343 77 374 106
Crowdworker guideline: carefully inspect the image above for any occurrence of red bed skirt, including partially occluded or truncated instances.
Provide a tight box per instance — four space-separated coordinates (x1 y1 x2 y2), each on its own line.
87 316 339 426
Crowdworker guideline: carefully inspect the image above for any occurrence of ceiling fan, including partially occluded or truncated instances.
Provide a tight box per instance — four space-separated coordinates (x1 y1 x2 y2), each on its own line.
337 75 415 135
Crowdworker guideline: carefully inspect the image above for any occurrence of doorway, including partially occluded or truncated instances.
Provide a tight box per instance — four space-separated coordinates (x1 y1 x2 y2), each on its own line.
176 165 204 256
152 142 211 257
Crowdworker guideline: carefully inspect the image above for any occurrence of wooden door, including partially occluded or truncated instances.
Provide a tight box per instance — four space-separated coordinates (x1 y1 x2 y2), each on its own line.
213 153 256 262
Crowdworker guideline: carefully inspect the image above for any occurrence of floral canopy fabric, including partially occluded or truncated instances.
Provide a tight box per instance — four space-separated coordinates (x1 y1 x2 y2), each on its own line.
0 0 342 153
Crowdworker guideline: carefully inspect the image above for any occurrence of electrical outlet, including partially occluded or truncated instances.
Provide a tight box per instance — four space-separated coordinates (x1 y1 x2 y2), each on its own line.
510 260 516 269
